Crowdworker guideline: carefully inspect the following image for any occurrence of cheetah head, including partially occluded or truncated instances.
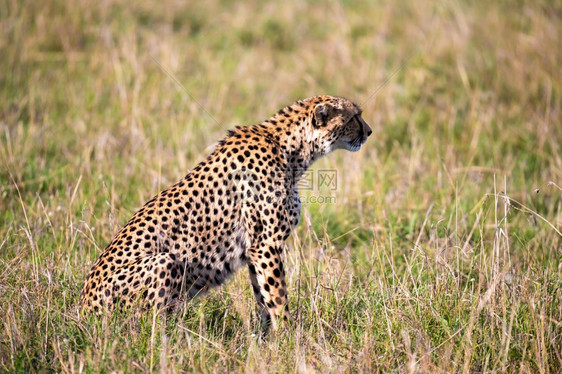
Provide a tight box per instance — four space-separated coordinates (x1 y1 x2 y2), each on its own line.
309 96 372 155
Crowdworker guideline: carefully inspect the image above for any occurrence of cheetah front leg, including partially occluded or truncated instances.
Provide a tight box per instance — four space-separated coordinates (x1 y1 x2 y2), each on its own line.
247 243 290 332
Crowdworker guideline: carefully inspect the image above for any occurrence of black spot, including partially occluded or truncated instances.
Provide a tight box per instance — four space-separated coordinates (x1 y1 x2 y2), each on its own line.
248 264 256 274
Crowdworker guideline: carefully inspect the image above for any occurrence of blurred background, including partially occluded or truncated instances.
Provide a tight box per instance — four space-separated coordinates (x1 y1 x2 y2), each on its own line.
0 0 561 372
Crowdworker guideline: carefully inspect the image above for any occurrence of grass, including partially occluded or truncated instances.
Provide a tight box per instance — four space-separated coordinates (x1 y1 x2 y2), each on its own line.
1 0 561 372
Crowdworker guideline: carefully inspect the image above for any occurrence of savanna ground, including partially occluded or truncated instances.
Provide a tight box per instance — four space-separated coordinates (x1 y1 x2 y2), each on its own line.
1 0 561 372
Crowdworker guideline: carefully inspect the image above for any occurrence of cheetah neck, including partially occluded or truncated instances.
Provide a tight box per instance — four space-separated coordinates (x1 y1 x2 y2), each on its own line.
259 105 323 182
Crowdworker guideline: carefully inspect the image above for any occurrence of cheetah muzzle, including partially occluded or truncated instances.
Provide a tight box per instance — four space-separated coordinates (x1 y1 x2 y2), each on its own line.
80 95 372 331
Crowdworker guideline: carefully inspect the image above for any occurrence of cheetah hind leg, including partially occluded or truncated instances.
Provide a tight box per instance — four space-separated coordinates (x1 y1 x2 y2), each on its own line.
147 252 188 311
105 252 187 312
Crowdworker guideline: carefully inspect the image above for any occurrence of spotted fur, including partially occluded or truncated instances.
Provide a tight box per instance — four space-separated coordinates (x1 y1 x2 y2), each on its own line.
80 95 372 330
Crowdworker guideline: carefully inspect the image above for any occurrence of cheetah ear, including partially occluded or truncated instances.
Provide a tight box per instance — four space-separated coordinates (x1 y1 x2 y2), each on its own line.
312 103 331 128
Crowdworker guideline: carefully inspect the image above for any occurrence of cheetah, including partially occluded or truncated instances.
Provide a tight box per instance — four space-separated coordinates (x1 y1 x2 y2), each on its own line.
80 95 372 330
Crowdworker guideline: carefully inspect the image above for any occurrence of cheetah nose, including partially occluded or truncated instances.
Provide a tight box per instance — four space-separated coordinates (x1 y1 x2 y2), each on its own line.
365 123 373 137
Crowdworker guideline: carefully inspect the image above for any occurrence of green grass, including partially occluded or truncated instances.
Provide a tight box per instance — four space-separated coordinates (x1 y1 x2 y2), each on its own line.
1 0 561 372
